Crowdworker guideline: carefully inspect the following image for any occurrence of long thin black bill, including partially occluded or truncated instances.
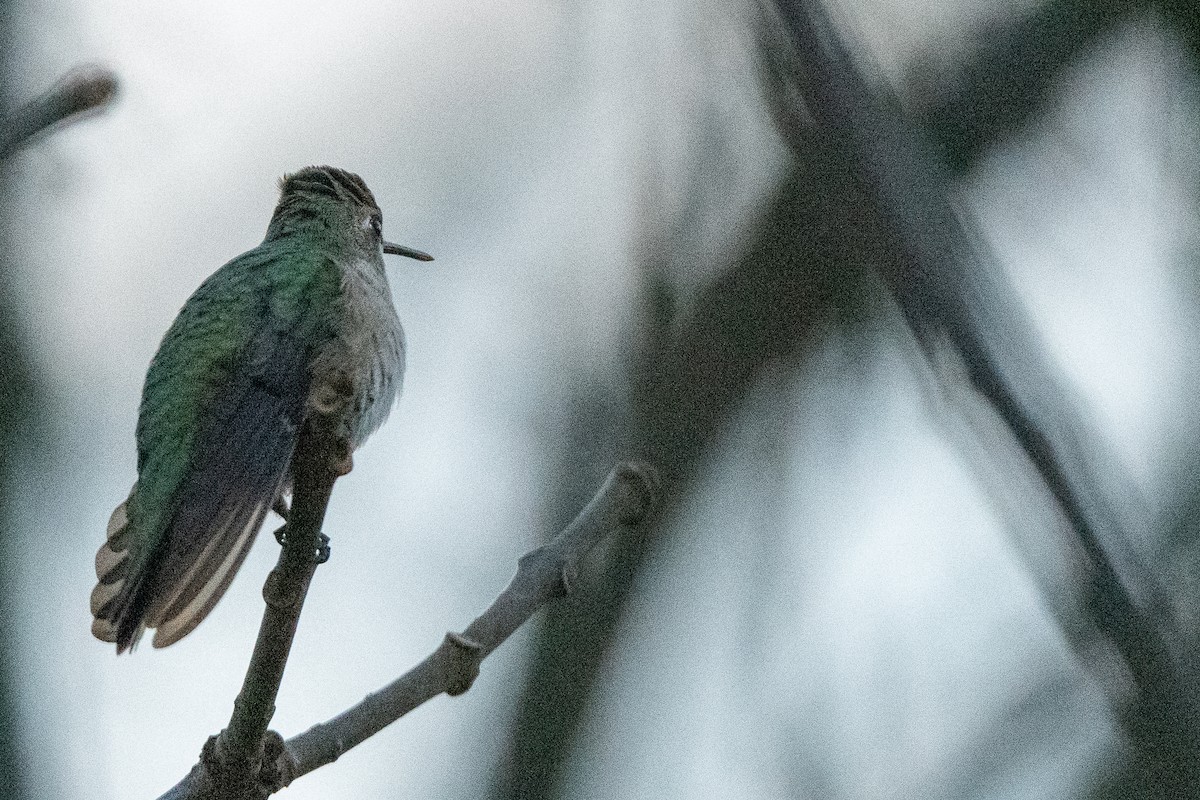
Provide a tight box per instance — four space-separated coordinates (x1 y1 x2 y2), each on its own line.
383 241 434 261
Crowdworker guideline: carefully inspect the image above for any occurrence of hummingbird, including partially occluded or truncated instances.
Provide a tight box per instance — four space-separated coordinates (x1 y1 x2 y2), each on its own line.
90 166 432 653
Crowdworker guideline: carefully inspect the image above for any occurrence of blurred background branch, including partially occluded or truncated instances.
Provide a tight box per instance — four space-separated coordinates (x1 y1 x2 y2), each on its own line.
915 0 1200 175
0 64 116 160
1 56 116 800
489 1 1200 798
779 0 1197 791
492 158 857 797
0 6 32 799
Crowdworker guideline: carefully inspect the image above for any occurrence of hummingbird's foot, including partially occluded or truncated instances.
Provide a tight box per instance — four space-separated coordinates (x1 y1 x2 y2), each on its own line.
273 526 331 563
333 451 353 476
272 496 290 521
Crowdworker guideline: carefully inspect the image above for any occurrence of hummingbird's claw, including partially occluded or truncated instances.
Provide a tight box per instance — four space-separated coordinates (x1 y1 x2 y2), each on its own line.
272 496 290 521
314 533 331 564
273 525 331 564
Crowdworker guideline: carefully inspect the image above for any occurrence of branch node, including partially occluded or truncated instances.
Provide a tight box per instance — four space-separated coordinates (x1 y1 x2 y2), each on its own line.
199 735 221 774
518 546 572 598
258 731 291 793
615 461 660 525
197 732 269 800
261 566 301 610
442 632 484 696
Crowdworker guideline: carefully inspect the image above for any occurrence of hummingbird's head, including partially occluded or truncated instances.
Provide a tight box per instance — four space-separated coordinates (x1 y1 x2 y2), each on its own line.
267 165 432 261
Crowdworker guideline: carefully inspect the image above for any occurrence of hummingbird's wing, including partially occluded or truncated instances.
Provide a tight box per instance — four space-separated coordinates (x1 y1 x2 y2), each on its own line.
92 249 338 652
143 323 310 647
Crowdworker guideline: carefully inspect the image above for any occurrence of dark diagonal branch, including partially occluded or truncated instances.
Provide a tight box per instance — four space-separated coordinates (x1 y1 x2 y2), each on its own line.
0 64 118 160
776 0 1192 785
158 462 660 799
915 0 1200 174
914 0 1130 173
493 4 1192 795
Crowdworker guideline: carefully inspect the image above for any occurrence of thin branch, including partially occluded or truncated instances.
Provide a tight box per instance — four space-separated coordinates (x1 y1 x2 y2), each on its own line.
221 410 341 768
0 64 118 160
158 461 660 799
160 396 349 800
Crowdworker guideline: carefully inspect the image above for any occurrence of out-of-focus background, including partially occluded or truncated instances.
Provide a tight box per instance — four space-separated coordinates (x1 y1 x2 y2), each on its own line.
2 0 1199 798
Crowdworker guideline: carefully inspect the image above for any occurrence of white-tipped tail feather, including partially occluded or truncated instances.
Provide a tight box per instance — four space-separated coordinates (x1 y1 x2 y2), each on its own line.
146 500 267 648
90 489 134 644
90 488 274 650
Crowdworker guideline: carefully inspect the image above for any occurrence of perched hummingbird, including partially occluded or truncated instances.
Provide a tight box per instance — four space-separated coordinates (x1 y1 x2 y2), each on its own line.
90 166 432 653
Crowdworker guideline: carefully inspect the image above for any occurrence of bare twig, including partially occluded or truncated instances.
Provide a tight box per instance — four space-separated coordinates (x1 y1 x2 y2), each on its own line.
0 64 118 160
158 461 659 799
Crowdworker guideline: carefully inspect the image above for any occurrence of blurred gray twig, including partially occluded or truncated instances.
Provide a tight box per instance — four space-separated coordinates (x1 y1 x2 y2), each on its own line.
494 1 1200 797
157 462 659 800
0 59 117 800
0 64 118 160
491 154 854 796
914 0 1129 173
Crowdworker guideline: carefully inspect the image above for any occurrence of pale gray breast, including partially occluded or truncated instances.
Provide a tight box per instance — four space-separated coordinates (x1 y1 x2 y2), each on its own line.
311 256 405 448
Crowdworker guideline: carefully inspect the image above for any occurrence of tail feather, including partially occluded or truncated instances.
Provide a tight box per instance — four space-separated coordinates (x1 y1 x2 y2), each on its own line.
148 500 268 648
89 578 123 619
93 494 131 582
91 491 277 652
90 490 140 648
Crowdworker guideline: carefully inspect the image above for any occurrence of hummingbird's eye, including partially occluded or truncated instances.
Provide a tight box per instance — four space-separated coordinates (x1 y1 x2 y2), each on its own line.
362 214 382 237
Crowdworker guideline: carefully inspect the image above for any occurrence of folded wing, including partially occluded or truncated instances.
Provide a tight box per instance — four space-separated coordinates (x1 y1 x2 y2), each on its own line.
93 323 311 651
